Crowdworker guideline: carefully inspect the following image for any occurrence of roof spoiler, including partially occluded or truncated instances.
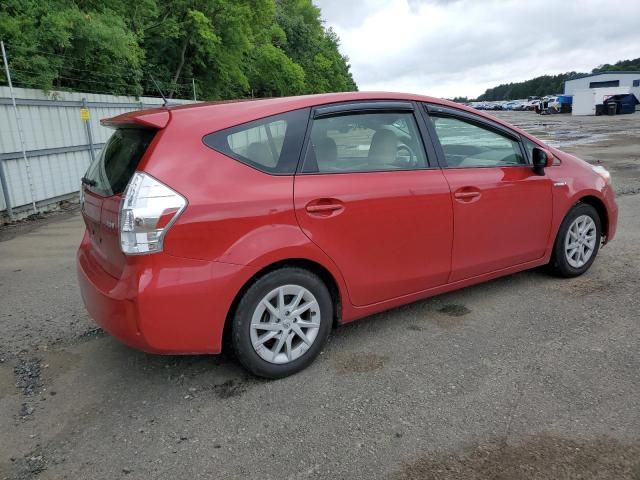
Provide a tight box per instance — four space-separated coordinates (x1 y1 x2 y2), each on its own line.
101 109 170 129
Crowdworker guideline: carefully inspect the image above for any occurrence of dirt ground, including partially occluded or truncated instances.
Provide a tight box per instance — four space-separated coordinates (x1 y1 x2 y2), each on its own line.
1 111 639 479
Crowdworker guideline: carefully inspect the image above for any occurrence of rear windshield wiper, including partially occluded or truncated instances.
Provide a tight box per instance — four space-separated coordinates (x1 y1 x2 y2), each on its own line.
81 176 97 187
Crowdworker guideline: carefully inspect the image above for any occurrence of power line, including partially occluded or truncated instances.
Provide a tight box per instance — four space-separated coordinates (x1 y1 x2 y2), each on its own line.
3 74 193 99
3 44 197 99
4 42 140 72
4 42 200 84
9 67 193 92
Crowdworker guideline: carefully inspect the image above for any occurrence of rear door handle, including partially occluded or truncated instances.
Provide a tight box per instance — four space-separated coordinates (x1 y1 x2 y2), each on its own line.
306 204 342 213
305 199 345 217
454 191 480 199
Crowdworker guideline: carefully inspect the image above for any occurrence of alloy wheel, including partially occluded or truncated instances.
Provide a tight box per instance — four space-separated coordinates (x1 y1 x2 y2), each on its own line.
564 214 597 268
249 285 321 364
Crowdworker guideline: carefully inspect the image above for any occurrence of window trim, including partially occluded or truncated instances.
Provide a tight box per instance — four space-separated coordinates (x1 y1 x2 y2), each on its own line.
202 108 311 176
313 101 414 119
298 102 434 175
421 103 530 170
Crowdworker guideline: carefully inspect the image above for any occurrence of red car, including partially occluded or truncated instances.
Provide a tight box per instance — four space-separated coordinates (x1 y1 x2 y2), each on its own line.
77 92 618 378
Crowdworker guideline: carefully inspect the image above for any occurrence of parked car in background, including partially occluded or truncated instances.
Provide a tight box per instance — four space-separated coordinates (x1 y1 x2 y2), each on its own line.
545 96 560 112
512 101 528 111
524 99 540 111
77 92 618 378
503 101 524 110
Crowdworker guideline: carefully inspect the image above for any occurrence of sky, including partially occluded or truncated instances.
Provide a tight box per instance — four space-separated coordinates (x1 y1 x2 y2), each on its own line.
313 0 640 99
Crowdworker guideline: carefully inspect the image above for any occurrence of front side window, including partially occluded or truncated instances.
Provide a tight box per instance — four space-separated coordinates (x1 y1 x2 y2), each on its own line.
203 108 309 174
302 112 427 173
429 116 525 168
524 139 537 163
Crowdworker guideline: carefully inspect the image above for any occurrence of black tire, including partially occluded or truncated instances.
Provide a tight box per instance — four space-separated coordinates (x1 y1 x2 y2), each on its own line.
231 268 333 379
548 202 601 277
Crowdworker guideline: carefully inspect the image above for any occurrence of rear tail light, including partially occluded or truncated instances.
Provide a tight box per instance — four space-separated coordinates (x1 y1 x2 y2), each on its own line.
119 172 187 255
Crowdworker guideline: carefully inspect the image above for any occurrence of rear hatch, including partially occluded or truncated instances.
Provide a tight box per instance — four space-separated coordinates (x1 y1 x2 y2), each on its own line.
81 127 157 278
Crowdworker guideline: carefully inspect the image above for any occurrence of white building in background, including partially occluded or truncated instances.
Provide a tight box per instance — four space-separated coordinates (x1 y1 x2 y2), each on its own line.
564 71 640 116
564 71 640 96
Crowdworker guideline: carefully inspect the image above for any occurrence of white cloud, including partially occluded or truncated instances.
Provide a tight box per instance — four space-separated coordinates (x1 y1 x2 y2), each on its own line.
314 0 640 98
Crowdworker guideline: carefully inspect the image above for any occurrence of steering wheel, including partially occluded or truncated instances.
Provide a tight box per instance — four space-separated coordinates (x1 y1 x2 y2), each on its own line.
396 144 418 167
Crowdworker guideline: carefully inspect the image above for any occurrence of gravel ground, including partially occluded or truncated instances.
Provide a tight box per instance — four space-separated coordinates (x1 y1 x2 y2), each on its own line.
0 112 639 479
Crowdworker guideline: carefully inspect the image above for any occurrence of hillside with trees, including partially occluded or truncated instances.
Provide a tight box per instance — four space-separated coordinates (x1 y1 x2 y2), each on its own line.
0 0 357 100
477 57 640 101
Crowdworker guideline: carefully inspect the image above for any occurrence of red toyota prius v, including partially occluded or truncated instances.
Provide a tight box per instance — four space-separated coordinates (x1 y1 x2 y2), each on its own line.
77 92 618 378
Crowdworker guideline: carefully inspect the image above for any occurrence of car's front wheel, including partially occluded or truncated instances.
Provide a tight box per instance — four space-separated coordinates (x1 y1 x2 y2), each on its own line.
549 202 601 277
231 268 333 378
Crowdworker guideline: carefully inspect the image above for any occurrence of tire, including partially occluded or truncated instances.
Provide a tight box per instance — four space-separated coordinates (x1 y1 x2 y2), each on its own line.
231 268 333 379
548 202 601 278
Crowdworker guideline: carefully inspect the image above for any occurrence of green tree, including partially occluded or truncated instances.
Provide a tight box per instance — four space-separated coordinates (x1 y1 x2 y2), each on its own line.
248 44 305 97
0 0 144 95
275 0 357 93
0 0 357 99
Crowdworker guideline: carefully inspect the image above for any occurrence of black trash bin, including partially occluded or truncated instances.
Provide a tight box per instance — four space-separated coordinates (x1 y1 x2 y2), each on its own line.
607 102 618 115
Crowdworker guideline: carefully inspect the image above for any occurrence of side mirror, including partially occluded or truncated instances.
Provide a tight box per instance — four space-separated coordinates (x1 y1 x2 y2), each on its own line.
532 147 553 175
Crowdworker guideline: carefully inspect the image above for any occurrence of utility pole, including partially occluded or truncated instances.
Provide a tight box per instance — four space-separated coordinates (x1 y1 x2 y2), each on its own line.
0 41 15 219
81 98 96 164
1 40 37 215
192 78 197 101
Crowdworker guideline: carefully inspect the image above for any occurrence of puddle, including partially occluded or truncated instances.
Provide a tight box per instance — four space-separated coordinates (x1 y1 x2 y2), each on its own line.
334 352 387 374
563 277 613 296
208 379 249 399
437 304 471 317
393 434 640 480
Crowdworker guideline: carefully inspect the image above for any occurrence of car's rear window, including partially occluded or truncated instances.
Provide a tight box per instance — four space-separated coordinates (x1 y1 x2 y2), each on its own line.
83 128 156 196
203 108 310 174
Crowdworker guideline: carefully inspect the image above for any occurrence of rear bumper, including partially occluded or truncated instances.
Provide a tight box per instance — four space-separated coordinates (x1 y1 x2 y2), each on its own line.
77 233 257 354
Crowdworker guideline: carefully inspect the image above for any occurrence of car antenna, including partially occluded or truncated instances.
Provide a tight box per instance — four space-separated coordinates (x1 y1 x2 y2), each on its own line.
150 75 168 107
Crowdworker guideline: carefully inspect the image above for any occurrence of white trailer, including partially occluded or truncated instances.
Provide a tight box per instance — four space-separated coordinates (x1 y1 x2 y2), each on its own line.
572 87 631 116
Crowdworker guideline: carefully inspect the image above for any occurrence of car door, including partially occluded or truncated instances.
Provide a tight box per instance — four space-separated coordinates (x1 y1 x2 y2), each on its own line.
294 102 453 307
423 104 553 282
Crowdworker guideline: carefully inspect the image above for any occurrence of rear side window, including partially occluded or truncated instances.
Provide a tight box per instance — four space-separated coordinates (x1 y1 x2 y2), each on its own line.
83 128 156 196
203 108 310 174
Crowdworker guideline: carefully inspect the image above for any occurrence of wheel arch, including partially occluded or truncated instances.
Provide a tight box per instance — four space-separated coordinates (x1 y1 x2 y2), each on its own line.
576 195 609 241
221 258 343 354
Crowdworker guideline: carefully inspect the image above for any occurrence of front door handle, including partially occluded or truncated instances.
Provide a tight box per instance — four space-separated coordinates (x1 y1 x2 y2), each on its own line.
305 199 345 217
453 188 482 203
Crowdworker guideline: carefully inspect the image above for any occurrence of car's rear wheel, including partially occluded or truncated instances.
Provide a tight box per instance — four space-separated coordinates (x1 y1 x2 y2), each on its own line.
231 268 333 378
549 203 601 277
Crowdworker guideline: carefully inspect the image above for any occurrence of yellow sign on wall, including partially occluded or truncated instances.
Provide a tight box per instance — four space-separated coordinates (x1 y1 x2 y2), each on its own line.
80 108 90 121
